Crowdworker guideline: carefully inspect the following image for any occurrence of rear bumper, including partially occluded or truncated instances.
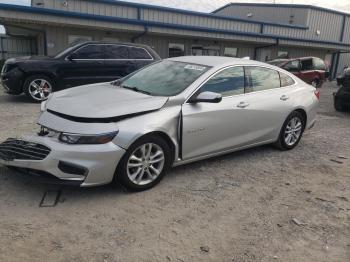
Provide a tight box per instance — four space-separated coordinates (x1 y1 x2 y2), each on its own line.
0 135 126 187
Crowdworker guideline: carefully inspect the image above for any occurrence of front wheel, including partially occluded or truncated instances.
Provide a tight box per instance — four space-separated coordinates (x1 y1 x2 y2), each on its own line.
274 111 306 150
24 75 54 102
115 135 171 191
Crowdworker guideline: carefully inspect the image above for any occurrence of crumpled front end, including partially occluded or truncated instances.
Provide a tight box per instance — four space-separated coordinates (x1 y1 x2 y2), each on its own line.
0 131 126 187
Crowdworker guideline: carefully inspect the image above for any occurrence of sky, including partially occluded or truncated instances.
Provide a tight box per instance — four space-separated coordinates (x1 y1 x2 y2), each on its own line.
0 0 349 32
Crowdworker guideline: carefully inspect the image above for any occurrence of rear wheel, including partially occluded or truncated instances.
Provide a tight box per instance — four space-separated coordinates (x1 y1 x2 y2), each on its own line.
24 75 54 102
311 78 322 88
115 135 171 191
274 111 305 150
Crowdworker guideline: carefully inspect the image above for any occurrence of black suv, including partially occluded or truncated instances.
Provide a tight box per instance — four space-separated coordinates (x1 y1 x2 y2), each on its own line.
334 68 350 112
1 42 160 102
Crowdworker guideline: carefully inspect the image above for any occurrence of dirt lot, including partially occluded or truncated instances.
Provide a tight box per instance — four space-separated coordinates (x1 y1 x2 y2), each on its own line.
0 82 349 262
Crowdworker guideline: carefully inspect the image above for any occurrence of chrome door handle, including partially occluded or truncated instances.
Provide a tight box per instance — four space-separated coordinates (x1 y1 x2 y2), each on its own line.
280 95 289 101
237 102 249 108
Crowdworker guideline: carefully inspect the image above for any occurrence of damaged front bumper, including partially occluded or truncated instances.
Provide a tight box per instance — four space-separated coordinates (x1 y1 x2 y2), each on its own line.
0 134 126 187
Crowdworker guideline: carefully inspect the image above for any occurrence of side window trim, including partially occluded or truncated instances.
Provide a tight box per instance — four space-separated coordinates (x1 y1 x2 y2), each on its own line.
125 46 154 61
244 65 289 94
65 44 154 61
186 65 247 103
185 64 297 103
279 71 296 87
202 66 245 98
66 44 105 61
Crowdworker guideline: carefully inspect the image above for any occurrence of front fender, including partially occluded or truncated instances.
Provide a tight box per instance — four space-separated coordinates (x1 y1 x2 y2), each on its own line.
113 106 182 159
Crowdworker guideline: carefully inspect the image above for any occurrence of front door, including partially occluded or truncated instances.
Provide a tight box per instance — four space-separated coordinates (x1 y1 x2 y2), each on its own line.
60 44 106 88
182 66 248 159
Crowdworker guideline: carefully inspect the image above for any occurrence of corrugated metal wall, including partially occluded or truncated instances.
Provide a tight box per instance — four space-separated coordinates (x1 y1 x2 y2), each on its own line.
141 9 261 33
262 10 344 43
45 25 133 55
0 35 36 60
214 4 349 45
29 0 350 48
343 16 350 43
214 5 309 26
44 25 257 59
32 0 138 18
338 53 350 74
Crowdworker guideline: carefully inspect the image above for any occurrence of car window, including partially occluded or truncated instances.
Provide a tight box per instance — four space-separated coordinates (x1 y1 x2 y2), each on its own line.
313 58 326 70
121 61 210 96
279 72 295 87
301 59 314 71
247 67 281 92
283 60 300 72
105 45 128 59
200 67 245 96
128 47 152 60
73 45 104 59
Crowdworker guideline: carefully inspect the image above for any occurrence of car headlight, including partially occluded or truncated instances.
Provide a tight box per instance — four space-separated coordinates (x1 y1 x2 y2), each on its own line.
59 131 118 145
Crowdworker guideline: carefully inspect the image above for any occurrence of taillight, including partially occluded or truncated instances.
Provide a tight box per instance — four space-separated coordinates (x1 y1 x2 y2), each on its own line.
314 90 320 100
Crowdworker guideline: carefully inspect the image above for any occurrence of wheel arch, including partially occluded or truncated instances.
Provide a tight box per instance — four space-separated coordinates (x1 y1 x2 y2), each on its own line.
22 72 58 89
294 108 307 126
128 131 178 165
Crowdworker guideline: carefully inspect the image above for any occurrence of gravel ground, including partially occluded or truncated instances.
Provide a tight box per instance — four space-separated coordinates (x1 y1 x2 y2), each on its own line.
0 82 349 262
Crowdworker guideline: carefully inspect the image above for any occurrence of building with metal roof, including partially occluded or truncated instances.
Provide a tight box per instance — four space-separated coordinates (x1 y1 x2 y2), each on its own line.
0 0 349 78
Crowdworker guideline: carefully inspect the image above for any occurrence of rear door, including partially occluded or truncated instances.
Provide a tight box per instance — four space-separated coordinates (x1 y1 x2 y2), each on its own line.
103 44 131 81
128 46 154 72
299 58 316 84
60 44 106 88
104 45 155 81
241 66 296 143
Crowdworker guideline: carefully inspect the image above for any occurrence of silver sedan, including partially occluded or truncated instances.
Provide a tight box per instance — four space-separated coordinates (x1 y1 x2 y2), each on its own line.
0 56 319 191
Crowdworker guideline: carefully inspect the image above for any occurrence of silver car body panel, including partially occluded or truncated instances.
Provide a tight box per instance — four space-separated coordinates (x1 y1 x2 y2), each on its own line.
0 56 318 186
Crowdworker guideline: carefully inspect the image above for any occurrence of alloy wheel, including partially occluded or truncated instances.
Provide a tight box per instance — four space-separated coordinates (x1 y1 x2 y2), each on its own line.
28 79 52 101
127 143 165 186
284 117 303 146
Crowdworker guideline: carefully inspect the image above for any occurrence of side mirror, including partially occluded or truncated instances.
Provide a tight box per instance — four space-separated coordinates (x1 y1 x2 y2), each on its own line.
66 53 78 61
189 91 222 104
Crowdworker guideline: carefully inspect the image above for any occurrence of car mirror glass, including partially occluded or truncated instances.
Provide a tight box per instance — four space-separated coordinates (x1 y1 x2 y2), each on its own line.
67 53 77 61
189 91 222 104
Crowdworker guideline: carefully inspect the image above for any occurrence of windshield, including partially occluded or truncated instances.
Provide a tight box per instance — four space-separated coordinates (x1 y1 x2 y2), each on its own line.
120 60 210 96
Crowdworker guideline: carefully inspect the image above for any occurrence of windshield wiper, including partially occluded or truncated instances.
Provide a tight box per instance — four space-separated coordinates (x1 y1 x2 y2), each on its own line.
121 85 152 95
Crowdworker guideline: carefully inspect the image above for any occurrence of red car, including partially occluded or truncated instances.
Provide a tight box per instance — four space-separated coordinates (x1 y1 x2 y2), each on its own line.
268 57 328 88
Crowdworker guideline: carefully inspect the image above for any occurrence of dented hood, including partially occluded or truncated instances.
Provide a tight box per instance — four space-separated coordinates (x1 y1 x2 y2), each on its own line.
46 83 168 119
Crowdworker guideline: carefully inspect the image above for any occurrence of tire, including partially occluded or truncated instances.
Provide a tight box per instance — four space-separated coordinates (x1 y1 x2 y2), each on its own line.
115 135 172 191
334 98 344 112
311 79 321 88
274 111 306 151
24 74 54 102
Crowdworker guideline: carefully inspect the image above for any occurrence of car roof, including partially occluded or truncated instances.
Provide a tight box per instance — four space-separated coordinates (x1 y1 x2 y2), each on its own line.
166 56 268 67
71 41 153 49
271 57 316 63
